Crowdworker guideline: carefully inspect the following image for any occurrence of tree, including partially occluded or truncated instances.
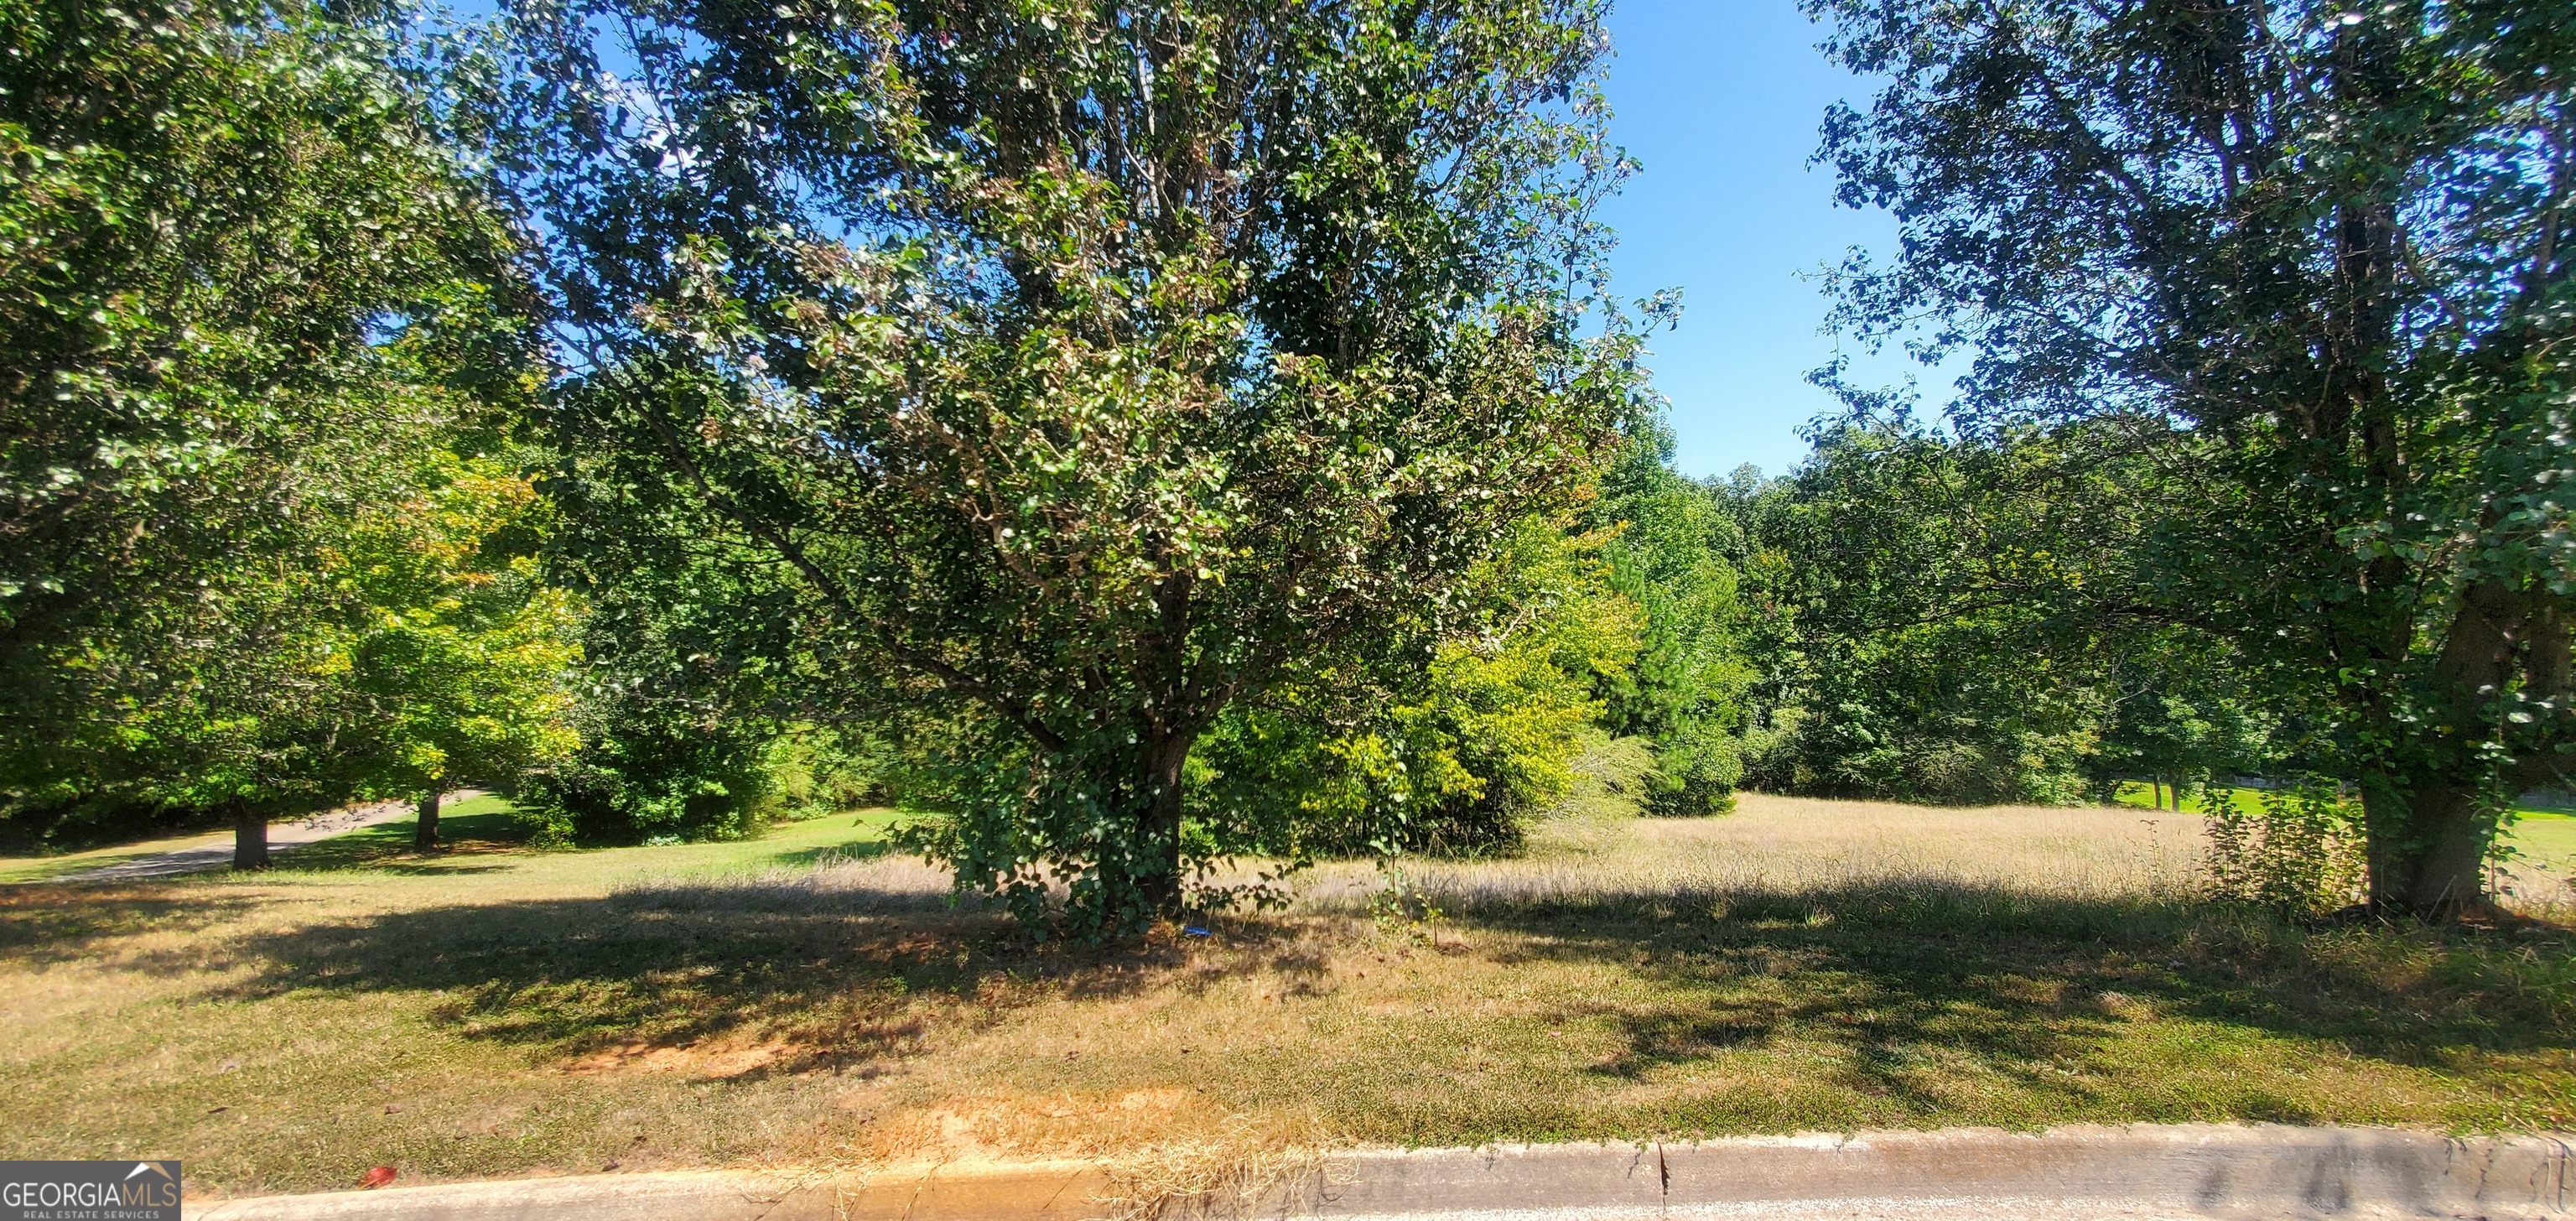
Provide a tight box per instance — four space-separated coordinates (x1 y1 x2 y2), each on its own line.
1810 0 2573 913
1731 421 2140 805
1588 427 1752 813
0 0 549 861
339 453 582 850
2093 629 2281 809
504 0 1654 933
18 442 574 868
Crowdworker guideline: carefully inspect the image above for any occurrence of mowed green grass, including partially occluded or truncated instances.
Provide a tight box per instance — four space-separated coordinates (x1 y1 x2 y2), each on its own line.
2 797 2570 1201
2110 782 2576 870
2511 812 2576 866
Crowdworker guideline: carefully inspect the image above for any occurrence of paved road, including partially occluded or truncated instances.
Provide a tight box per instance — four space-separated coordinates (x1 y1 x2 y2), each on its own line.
57 792 478 882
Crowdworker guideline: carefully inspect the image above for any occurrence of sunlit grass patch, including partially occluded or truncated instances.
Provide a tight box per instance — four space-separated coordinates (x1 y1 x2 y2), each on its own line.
2508 812 2576 870
2100 783 2575 916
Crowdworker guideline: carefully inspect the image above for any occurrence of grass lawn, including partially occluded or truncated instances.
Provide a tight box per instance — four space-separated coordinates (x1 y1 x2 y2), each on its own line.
2110 782 2576 872
2111 780 2273 817
276 794 539 869
3 796 2571 1201
0 829 236 885
2509 811 2576 865
2507 813 2576 908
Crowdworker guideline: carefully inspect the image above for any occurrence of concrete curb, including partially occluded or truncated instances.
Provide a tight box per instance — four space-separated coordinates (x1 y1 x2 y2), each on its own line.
187 1124 2576 1221
190 1160 1122 1221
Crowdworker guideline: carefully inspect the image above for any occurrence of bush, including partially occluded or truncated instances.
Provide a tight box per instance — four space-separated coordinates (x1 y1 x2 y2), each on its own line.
1189 519 1644 861
512 706 772 845
1639 715 1742 816
517 714 900 845
762 726 895 820
2205 782 2366 914
1749 669 2102 807
1590 429 1755 817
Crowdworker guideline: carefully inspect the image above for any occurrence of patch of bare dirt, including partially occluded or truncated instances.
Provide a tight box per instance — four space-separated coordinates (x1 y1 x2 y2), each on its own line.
564 1037 798 1079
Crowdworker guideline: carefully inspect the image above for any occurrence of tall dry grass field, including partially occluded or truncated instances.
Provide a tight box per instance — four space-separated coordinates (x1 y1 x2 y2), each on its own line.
2 799 2569 1201
1291 795 2212 912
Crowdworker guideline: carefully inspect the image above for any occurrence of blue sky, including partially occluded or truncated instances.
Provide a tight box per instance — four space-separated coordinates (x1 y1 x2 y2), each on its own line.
1596 0 1926 480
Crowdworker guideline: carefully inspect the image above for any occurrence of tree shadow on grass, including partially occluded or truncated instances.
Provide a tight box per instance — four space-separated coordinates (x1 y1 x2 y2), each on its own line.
273 810 532 875
1439 880 2574 1115
20 859 2566 1114
0 884 268 961
177 874 1332 1080
756 839 896 871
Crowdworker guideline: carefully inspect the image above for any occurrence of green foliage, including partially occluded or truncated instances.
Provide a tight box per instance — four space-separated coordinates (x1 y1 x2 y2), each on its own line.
501 0 1657 933
1191 517 1644 860
18 447 579 841
1809 0 2574 912
2206 783 2370 916
762 726 896 821
0 0 558 839
1729 423 2140 806
515 677 892 845
513 692 774 846
338 455 582 803
1589 427 1752 814
2094 632 2284 803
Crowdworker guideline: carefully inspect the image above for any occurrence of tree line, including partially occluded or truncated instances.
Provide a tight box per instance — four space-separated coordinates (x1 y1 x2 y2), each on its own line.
3 0 2565 927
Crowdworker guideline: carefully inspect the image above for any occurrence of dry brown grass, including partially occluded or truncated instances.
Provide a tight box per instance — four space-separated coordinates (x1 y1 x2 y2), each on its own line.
1286 794 2211 912
3 800 2570 1202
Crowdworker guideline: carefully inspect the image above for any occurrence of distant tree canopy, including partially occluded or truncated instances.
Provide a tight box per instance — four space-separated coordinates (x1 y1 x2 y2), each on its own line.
1717 418 2283 812
1588 426 1752 815
1727 423 2131 807
1805 0 2574 914
501 0 1661 932
0 0 569 858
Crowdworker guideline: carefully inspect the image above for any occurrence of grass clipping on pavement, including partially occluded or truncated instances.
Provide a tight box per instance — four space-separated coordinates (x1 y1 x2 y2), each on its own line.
3 795 2572 1199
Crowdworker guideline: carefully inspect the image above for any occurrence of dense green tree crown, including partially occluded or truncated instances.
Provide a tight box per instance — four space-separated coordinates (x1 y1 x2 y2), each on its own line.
1810 0 2573 912
1721 418 2288 808
500 0 1659 932
0 0 565 832
1 0 512 652
1187 511 1646 864
1731 423 2116 806
1587 427 1751 813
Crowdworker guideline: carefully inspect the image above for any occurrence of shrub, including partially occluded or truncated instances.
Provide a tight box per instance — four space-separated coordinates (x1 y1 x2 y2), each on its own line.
2204 782 2366 914
1190 520 1644 861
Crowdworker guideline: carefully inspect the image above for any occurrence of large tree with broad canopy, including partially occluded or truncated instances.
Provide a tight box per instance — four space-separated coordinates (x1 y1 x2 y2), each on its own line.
501 0 1659 933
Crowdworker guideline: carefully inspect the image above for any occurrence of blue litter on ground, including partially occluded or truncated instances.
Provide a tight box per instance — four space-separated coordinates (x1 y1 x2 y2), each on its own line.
1182 926 1211 937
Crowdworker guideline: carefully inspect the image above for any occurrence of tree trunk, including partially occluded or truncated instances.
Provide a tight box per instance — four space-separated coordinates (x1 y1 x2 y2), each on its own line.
231 801 270 870
414 789 443 852
1135 730 1195 918
2354 579 2565 917
2362 778 2490 917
